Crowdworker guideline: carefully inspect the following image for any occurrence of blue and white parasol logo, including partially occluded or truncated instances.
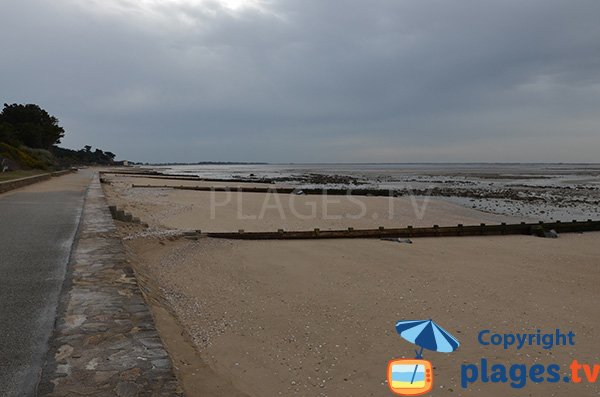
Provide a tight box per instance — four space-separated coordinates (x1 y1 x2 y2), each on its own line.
395 319 460 358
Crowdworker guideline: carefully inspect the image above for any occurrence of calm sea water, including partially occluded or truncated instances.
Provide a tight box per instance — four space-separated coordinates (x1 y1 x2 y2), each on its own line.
155 163 600 188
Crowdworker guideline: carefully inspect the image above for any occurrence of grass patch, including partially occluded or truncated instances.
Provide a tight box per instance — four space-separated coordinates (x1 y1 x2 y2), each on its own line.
0 170 47 182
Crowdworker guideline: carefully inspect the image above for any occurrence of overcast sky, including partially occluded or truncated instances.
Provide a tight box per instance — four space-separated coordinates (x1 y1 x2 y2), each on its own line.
1 0 599 163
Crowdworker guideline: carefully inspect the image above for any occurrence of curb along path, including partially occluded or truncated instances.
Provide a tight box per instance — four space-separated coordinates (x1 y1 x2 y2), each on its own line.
39 174 182 396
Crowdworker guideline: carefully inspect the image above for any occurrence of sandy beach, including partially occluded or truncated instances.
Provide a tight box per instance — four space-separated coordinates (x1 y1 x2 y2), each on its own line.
103 171 600 397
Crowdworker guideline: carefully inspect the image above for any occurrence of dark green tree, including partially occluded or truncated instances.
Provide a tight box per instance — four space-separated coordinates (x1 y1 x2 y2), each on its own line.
0 122 19 146
0 103 65 149
1 102 118 168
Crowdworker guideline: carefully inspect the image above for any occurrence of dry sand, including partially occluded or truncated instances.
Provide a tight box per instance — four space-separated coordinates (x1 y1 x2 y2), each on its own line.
124 234 600 397
104 174 600 397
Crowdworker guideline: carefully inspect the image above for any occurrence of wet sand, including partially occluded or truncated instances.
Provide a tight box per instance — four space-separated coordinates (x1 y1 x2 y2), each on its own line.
103 173 600 397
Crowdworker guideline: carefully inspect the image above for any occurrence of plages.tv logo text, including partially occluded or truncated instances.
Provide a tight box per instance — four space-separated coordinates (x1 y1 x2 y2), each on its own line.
461 328 599 389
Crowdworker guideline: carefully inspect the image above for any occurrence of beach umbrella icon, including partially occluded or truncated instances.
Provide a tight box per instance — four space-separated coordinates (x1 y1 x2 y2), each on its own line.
394 319 460 387
395 319 460 359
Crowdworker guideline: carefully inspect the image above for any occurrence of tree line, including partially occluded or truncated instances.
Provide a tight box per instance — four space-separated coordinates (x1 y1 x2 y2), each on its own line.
0 103 117 169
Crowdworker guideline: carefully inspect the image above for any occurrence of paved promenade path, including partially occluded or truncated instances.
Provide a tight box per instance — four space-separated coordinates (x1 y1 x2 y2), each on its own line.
38 174 181 396
0 169 93 397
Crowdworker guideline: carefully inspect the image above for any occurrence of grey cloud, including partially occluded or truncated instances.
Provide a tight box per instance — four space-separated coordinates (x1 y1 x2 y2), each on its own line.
1 0 599 162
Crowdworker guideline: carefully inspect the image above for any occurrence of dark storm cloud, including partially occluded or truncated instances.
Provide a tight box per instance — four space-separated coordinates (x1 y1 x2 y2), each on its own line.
1 0 599 162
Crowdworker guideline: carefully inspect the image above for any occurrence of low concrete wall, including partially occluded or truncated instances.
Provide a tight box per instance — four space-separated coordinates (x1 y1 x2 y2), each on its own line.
0 169 77 194
50 169 76 177
0 174 51 194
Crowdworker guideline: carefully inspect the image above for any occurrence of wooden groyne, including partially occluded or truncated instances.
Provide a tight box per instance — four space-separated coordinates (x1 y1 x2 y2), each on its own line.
132 176 273 183
131 184 410 196
101 171 273 184
203 220 600 240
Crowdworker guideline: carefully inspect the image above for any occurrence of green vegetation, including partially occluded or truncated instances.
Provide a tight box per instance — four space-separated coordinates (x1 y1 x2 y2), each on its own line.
0 143 47 169
0 103 117 171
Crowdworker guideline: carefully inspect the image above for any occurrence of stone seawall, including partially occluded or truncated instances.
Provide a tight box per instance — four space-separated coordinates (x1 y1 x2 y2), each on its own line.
39 174 182 396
